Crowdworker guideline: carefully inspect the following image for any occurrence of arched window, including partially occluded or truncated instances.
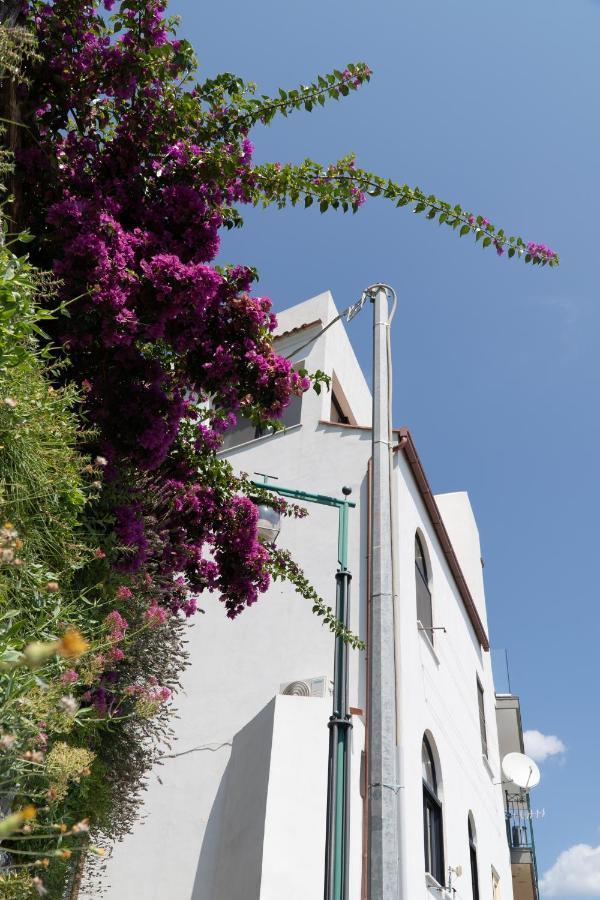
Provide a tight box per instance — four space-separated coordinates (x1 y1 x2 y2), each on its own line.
422 736 444 884
415 533 433 639
468 816 480 900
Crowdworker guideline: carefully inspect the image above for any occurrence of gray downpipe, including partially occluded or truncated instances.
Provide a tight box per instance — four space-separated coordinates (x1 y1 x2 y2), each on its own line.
368 285 401 898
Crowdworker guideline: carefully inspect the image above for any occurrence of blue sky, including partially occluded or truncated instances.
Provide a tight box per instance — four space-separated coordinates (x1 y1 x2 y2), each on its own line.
172 0 600 895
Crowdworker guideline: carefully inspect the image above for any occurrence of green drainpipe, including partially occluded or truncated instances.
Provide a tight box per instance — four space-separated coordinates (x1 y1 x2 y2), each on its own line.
251 480 356 900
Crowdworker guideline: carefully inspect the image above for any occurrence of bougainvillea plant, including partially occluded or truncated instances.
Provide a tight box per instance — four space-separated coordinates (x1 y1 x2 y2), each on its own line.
10 0 558 638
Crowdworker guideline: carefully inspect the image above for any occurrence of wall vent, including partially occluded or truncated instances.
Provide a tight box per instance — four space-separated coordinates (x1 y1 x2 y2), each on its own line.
279 676 329 698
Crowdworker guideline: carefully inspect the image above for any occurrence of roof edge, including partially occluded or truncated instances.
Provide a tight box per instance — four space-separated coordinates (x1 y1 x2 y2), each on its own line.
274 318 323 341
395 427 490 651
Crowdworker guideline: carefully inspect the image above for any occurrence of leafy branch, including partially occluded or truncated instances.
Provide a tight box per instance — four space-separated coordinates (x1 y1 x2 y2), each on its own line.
267 547 365 650
193 59 558 266
251 155 559 266
197 63 372 140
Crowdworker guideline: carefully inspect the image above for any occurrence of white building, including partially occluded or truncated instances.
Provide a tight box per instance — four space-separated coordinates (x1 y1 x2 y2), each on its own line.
95 291 529 900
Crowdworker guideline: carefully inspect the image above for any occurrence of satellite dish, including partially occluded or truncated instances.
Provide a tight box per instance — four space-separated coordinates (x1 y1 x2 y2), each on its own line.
501 752 541 790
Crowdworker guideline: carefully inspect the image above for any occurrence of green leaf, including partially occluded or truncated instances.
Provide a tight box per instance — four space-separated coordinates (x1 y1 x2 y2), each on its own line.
0 649 23 665
460 224 470 237
0 609 19 624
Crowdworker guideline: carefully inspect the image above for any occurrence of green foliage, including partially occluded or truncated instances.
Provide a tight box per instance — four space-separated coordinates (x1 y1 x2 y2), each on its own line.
0 25 39 83
0 871 35 900
0 201 98 893
0 161 186 896
0 359 90 600
196 63 372 138
0 238 61 371
250 155 559 265
187 60 558 264
0 24 41 186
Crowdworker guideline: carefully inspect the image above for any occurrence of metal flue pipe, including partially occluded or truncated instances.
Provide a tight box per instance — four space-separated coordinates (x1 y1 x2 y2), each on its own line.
368 284 400 899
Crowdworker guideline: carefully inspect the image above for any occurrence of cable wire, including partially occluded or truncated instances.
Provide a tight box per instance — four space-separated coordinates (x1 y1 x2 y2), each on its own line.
284 292 369 360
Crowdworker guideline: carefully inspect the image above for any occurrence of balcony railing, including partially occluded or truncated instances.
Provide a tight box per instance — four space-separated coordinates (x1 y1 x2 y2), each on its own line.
506 794 535 849
505 792 540 898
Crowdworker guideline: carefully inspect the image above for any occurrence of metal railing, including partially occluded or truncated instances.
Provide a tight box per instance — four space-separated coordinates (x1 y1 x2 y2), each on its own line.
504 792 540 898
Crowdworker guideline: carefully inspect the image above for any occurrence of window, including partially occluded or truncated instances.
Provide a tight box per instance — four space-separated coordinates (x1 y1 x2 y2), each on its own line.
329 372 353 425
469 816 480 900
330 391 350 424
422 736 444 885
477 678 488 758
221 363 304 451
220 415 257 450
415 533 433 639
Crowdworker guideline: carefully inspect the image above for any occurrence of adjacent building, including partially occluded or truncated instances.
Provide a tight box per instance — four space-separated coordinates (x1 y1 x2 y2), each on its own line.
95 291 539 900
496 695 540 900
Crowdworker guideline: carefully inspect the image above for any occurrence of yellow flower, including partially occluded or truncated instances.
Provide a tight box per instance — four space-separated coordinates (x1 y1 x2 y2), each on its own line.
0 805 36 837
57 629 89 659
55 849 71 860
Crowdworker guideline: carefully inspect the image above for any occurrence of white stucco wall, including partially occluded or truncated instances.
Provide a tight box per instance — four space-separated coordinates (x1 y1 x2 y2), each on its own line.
93 293 513 900
435 490 489 632
394 455 512 899
209 694 341 900
274 290 372 427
